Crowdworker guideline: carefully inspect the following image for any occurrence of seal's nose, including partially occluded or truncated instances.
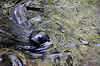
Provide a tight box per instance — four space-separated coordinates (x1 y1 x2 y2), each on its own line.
39 34 50 44
30 33 50 46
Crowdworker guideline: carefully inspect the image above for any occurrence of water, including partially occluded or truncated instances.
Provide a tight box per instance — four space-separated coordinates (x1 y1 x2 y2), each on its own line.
0 0 100 66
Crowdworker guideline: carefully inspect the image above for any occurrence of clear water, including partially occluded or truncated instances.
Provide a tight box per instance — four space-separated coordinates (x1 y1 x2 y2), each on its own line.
0 0 100 66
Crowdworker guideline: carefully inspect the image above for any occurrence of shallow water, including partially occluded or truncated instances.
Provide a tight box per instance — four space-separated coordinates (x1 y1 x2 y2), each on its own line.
0 0 100 66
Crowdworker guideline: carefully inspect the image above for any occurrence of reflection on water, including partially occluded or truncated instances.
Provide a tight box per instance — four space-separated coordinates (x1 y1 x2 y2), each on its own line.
46 53 63 58
81 40 88 44
0 29 7 34
25 51 43 57
0 48 22 66
97 43 100 46
43 41 52 46
65 44 75 47
17 40 52 57
18 45 36 49
0 29 10 35
66 53 71 55
45 5 75 8
29 17 42 22
10 55 23 66
0 48 42 66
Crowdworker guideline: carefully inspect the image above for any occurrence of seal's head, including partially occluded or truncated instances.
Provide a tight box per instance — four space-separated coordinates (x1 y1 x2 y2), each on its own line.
29 32 50 46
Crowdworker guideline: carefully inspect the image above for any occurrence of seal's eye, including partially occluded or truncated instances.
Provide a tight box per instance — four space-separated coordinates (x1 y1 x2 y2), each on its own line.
36 37 41 41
